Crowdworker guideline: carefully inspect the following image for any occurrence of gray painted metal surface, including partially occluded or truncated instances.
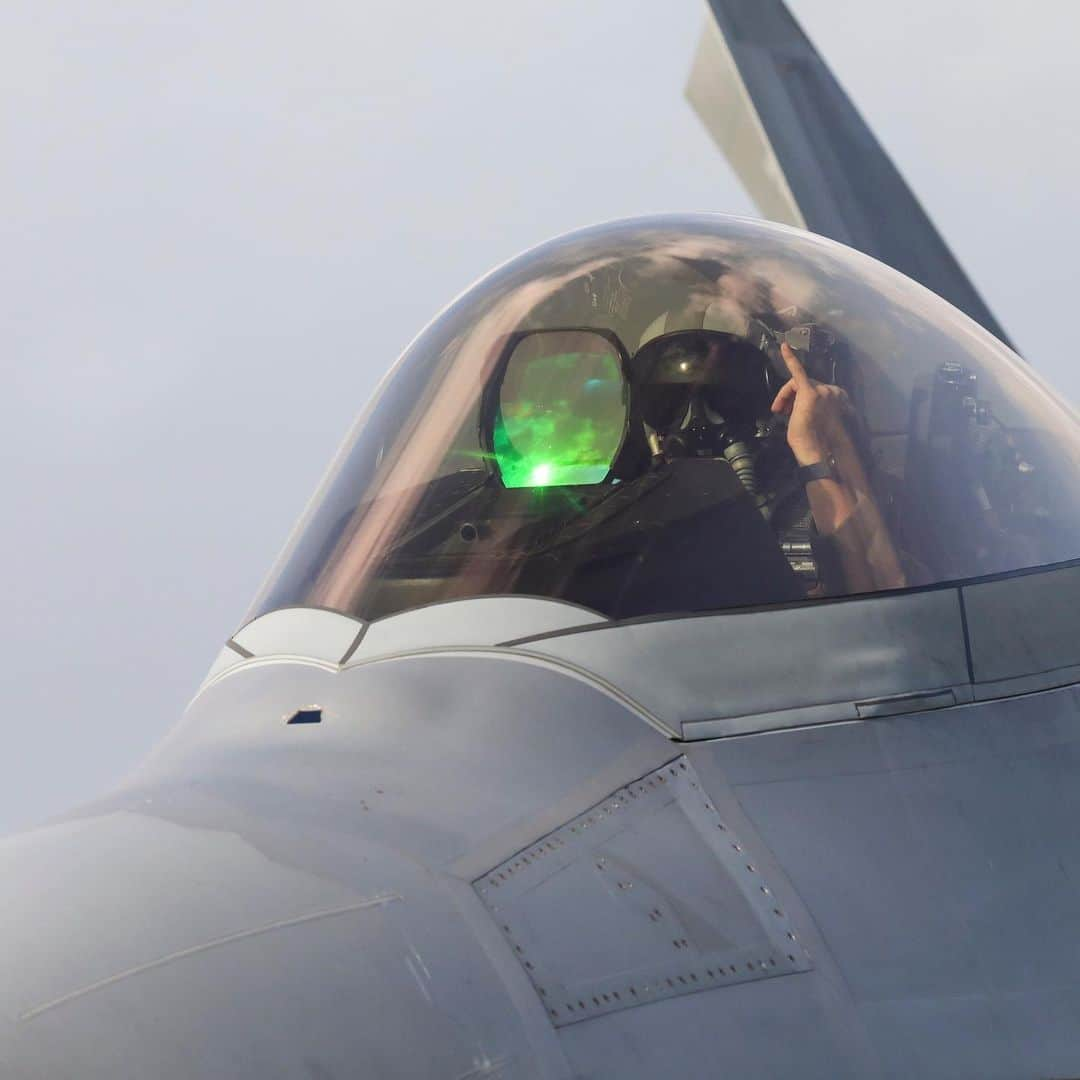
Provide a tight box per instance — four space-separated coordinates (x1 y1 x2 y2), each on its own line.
963 562 1080 698
352 596 606 665
687 0 1015 349
231 606 365 663
513 588 971 738
475 755 810 1028
4 563 1080 1076
711 684 1080 1079
200 562 1080 744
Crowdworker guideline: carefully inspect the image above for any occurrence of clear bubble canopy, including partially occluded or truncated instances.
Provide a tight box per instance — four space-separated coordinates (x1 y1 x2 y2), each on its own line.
249 214 1080 625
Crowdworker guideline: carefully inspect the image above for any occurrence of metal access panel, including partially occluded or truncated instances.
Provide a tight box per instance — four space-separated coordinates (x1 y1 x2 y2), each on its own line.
473 757 810 1027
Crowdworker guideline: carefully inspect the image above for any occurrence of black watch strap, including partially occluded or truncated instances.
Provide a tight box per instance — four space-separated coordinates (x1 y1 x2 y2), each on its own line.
798 456 839 486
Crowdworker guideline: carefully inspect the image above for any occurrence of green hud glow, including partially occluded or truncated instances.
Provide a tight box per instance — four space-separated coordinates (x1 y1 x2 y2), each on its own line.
494 347 626 488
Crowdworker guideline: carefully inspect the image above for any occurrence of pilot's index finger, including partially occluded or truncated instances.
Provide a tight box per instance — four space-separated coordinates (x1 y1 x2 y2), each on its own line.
780 342 811 388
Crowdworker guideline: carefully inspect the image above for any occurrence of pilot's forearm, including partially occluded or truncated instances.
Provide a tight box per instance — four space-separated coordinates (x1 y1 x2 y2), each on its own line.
804 477 876 594
806 475 906 593
810 427 906 592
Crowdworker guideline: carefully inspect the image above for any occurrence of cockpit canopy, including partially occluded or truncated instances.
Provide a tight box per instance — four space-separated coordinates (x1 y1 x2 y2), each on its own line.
248 214 1080 625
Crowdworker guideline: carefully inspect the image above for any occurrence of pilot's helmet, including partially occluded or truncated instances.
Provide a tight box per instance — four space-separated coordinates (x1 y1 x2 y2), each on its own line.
630 327 779 460
248 214 1080 624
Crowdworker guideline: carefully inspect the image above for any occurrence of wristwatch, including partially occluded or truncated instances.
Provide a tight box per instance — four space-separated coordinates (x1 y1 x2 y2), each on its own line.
797 454 840 486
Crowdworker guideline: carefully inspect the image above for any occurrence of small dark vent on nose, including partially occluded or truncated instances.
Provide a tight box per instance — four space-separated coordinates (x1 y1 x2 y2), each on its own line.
287 708 323 726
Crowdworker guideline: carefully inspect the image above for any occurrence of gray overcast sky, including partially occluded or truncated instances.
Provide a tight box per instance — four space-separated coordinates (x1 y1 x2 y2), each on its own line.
3 1 1079 834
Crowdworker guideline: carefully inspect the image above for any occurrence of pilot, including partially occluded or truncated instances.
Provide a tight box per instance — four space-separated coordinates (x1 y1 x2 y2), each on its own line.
621 329 907 611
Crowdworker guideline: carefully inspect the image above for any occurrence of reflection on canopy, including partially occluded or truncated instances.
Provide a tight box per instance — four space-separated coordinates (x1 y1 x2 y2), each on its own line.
248 215 1080 626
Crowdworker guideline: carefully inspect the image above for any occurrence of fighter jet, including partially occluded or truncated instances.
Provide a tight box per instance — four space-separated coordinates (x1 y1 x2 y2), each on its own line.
5 3 1080 1079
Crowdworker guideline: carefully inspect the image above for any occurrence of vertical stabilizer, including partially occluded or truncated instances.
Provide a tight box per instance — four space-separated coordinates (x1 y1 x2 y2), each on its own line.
687 0 1014 349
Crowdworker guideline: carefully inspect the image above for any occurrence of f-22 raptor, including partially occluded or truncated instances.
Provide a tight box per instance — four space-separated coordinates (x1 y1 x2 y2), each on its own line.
5 3 1080 1078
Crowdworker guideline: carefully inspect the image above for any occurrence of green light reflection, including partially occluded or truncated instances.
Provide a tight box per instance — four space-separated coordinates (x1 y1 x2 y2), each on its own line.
493 347 626 488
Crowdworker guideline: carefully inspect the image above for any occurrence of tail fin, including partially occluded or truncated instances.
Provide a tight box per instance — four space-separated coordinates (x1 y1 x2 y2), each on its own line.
687 0 1015 350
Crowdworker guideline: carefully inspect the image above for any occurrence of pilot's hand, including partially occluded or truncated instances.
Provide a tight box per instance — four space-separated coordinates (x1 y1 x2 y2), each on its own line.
770 342 853 466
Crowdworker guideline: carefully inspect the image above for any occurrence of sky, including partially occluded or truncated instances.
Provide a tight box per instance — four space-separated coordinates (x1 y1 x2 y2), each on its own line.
3 0 1080 835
